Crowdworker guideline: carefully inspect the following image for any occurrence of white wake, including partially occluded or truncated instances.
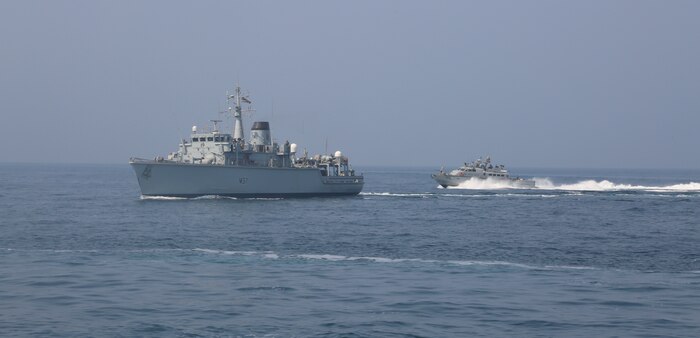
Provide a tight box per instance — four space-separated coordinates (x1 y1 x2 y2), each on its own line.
140 195 283 201
445 177 525 190
533 178 700 192
445 177 700 192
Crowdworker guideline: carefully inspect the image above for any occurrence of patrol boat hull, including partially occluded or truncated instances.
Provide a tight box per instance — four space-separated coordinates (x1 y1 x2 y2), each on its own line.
431 173 536 189
432 156 536 189
131 160 364 198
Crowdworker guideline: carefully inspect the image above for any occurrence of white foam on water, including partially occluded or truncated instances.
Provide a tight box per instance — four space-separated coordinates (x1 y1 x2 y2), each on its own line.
298 254 562 270
300 254 602 271
351 256 430 263
442 176 700 193
647 194 697 198
544 265 599 270
361 192 431 198
447 177 524 190
140 195 188 200
362 192 561 199
139 195 238 201
3 247 672 272
193 195 238 200
533 178 700 192
193 248 261 256
299 254 436 264
447 260 536 269
140 195 286 201
298 254 602 271
439 193 476 197
42 249 102 253
297 254 348 261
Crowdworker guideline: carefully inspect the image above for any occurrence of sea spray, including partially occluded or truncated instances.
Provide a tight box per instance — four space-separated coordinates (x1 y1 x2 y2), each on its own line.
444 176 700 192
533 178 700 192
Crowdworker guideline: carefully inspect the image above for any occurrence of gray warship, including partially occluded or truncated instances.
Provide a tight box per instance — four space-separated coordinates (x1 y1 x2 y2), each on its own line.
431 156 535 188
129 86 364 198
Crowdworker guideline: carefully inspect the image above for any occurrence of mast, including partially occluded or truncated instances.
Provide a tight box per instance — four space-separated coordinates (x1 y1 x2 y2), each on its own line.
228 85 251 140
233 86 244 140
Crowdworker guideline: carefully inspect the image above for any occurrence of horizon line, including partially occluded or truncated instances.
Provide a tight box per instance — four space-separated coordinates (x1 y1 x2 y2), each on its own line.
0 161 699 171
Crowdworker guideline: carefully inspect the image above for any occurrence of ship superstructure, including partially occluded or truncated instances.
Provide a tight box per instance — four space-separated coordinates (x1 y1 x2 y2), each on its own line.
130 85 363 197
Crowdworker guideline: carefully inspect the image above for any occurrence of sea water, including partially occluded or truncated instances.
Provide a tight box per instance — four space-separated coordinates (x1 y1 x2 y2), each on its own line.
0 164 698 337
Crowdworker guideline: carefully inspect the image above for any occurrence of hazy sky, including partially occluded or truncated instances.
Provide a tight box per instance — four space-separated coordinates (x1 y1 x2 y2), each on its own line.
1 1 698 168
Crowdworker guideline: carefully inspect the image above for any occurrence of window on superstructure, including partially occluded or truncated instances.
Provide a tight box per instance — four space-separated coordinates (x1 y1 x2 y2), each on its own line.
207 137 213 141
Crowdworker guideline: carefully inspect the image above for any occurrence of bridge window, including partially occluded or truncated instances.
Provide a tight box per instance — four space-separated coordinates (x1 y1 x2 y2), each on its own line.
207 137 213 141
214 137 221 142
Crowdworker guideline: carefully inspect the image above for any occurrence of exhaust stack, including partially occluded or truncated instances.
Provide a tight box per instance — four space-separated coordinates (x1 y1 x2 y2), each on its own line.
250 121 272 151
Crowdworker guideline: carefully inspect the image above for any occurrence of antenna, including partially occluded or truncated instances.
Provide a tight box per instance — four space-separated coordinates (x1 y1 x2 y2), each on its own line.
210 119 222 132
218 108 229 124
217 101 229 125
226 90 233 123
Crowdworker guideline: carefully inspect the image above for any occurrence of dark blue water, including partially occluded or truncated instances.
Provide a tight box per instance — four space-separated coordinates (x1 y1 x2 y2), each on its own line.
1 164 699 337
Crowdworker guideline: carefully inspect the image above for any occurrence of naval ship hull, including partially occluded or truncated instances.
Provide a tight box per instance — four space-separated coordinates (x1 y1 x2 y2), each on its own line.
130 160 364 198
431 173 536 189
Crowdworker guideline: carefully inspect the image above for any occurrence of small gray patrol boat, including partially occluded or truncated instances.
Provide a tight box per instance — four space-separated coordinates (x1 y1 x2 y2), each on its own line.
129 85 364 198
431 156 535 189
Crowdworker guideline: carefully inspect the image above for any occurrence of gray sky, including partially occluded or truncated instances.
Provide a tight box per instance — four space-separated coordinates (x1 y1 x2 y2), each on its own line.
1 1 698 168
